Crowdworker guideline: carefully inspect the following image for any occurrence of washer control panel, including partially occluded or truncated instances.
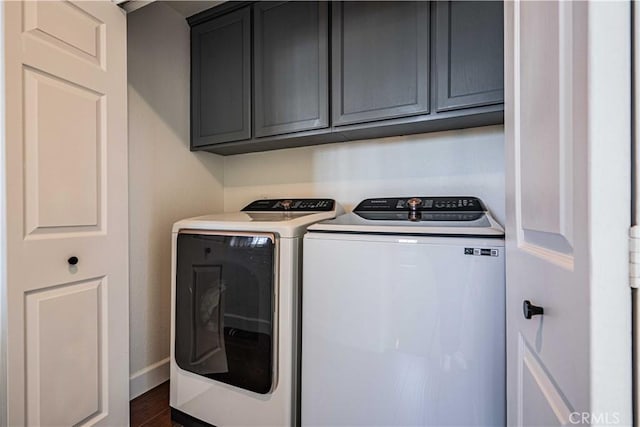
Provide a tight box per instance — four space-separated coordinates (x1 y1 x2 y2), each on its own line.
242 198 335 212
355 197 486 212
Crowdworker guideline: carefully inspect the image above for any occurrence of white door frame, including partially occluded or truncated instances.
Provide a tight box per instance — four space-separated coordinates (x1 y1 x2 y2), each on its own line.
632 2 640 424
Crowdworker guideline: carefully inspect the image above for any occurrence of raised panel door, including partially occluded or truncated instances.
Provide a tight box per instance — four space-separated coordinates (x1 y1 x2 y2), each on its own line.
434 1 504 112
332 1 430 126
254 1 328 137
4 1 129 425
192 7 251 147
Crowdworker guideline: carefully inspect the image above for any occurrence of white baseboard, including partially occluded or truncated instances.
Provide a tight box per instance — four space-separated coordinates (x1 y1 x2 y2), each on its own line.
129 357 170 400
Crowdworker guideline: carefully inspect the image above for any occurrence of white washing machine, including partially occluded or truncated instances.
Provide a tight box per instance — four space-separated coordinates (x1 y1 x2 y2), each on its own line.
302 196 505 426
170 198 342 427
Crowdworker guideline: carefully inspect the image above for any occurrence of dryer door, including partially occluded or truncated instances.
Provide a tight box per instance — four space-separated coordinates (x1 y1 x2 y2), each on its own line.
175 231 276 394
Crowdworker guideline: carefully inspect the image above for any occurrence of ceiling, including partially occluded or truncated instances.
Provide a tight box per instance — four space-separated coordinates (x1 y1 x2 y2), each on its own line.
120 0 224 17
164 1 225 18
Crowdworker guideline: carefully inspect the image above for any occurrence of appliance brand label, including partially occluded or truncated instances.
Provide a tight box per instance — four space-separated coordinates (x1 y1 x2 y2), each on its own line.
464 248 499 257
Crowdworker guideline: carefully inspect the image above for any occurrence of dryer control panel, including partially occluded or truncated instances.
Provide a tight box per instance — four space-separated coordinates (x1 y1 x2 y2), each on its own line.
354 197 486 212
242 198 335 212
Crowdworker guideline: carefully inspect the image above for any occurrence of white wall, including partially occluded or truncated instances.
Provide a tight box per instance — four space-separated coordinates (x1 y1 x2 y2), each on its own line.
225 125 505 225
127 2 224 399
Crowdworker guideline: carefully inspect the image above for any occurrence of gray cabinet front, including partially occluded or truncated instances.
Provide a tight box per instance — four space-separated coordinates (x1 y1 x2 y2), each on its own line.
332 1 430 127
254 2 329 138
434 1 504 112
188 1 504 155
191 7 251 147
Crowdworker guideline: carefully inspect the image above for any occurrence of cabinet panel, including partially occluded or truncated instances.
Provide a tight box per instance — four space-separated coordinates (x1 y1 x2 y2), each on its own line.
254 2 328 137
435 1 504 112
332 1 430 126
192 7 251 147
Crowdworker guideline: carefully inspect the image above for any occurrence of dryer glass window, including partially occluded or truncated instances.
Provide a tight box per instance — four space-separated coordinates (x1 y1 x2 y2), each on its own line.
175 232 275 394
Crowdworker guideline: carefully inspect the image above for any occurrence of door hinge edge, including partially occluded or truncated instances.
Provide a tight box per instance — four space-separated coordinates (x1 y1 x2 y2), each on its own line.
630 226 640 288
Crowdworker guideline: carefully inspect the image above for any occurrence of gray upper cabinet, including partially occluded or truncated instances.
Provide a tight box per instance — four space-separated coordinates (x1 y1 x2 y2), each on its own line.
254 2 329 138
332 2 430 127
191 7 251 147
434 1 504 112
189 1 504 155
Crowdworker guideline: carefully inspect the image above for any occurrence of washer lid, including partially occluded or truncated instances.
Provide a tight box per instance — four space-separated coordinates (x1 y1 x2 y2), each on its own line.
308 196 504 236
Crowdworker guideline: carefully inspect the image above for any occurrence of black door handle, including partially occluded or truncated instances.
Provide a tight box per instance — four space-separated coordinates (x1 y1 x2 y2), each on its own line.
523 300 544 319
67 256 79 266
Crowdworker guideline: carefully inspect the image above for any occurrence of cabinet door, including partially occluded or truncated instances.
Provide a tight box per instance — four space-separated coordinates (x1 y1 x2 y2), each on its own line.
192 7 251 147
434 1 504 112
254 2 329 137
332 1 430 126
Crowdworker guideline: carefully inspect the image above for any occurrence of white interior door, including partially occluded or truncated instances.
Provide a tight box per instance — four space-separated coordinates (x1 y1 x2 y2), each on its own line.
4 1 129 425
505 1 632 426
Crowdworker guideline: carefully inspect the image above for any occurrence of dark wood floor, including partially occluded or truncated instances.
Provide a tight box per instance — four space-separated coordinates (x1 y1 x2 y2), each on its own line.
130 381 182 427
